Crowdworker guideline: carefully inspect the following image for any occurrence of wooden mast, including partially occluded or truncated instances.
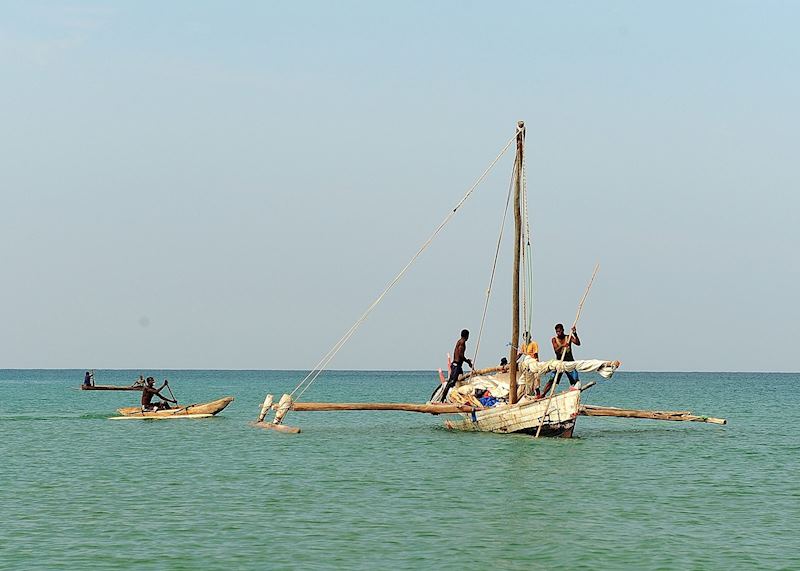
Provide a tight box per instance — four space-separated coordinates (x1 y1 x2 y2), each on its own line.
508 121 525 405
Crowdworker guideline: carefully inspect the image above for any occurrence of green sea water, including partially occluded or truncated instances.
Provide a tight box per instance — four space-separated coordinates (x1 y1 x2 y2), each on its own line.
0 370 797 570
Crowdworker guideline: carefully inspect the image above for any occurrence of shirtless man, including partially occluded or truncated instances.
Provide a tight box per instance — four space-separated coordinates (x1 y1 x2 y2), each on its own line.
551 323 581 386
440 329 474 402
141 377 177 411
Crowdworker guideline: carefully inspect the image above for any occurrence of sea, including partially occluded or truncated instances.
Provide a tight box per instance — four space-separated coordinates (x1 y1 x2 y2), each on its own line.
0 370 797 570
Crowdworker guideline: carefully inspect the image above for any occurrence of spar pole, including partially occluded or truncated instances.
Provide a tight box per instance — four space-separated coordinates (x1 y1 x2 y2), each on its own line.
534 263 599 438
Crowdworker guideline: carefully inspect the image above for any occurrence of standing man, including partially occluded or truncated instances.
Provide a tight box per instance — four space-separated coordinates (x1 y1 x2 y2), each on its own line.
440 329 474 402
519 331 539 360
518 331 541 398
551 323 581 386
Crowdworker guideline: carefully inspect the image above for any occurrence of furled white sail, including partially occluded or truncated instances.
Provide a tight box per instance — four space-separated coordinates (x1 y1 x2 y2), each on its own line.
518 356 620 379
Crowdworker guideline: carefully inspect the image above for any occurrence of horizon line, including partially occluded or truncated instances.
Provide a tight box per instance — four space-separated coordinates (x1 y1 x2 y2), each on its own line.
0 368 798 374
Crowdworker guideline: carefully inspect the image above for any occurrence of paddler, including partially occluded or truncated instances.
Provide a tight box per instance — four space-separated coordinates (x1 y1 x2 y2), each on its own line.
141 377 177 411
440 329 474 402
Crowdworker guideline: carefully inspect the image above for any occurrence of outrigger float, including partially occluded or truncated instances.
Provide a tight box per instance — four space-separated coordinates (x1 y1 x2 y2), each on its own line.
253 122 726 435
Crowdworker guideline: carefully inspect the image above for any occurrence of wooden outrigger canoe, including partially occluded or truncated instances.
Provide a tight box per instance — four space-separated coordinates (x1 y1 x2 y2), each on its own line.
110 413 216 420
82 384 144 391
113 397 234 419
258 388 725 434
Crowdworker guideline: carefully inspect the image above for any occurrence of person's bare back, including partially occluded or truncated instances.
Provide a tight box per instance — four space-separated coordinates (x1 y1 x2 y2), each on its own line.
453 338 467 366
437 329 473 402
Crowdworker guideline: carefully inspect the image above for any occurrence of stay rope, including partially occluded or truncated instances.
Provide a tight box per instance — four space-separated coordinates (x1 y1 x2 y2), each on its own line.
471 156 516 371
290 127 523 400
521 148 533 336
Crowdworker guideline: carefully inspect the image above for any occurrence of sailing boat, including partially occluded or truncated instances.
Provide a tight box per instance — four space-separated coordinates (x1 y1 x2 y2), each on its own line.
255 122 725 434
424 121 620 437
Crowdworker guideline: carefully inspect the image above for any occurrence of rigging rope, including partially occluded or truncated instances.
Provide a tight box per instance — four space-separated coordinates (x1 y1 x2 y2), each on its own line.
520 215 528 336
522 146 534 334
290 127 523 400
519 155 527 336
471 156 516 371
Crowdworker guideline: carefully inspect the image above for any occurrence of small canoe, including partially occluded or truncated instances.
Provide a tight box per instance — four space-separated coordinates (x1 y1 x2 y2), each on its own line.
115 397 234 418
82 384 144 391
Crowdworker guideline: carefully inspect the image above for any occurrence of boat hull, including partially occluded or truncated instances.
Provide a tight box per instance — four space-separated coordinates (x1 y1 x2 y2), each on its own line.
81 385 144 391
444 389 580 437
116 397 234 418
109 413 215 420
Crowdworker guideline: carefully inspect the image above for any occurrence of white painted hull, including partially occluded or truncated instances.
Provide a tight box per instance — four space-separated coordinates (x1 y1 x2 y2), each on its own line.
444 389 581 437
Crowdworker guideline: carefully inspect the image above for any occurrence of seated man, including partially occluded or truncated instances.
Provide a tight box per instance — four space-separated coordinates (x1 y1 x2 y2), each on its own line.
141 377 177 411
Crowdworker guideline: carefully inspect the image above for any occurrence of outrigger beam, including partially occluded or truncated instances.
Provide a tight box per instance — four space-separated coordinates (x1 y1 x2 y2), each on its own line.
282 402 481 414
251 397 479 434
580 404 726 425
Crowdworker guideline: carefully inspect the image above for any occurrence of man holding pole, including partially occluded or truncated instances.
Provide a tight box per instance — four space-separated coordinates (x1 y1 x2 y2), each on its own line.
534 265 598 437
539 323 582 395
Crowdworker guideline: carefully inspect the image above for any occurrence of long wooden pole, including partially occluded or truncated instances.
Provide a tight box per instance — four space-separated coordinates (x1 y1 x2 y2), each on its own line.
534 263 600 437
286 402 480 414
580 404 727 425
508 121 525 406
459 365 505 381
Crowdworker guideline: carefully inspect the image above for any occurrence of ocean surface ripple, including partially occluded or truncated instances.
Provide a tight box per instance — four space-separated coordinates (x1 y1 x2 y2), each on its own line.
0 370 797 570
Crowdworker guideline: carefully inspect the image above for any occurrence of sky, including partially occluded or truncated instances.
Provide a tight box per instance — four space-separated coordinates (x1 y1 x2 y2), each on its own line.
0 1 797 372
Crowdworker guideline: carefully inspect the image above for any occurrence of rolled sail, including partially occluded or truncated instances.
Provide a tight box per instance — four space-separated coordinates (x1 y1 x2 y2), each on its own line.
518 356 620 379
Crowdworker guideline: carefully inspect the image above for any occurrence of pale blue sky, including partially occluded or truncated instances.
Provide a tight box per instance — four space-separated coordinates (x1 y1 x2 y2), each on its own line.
0 1 797 371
